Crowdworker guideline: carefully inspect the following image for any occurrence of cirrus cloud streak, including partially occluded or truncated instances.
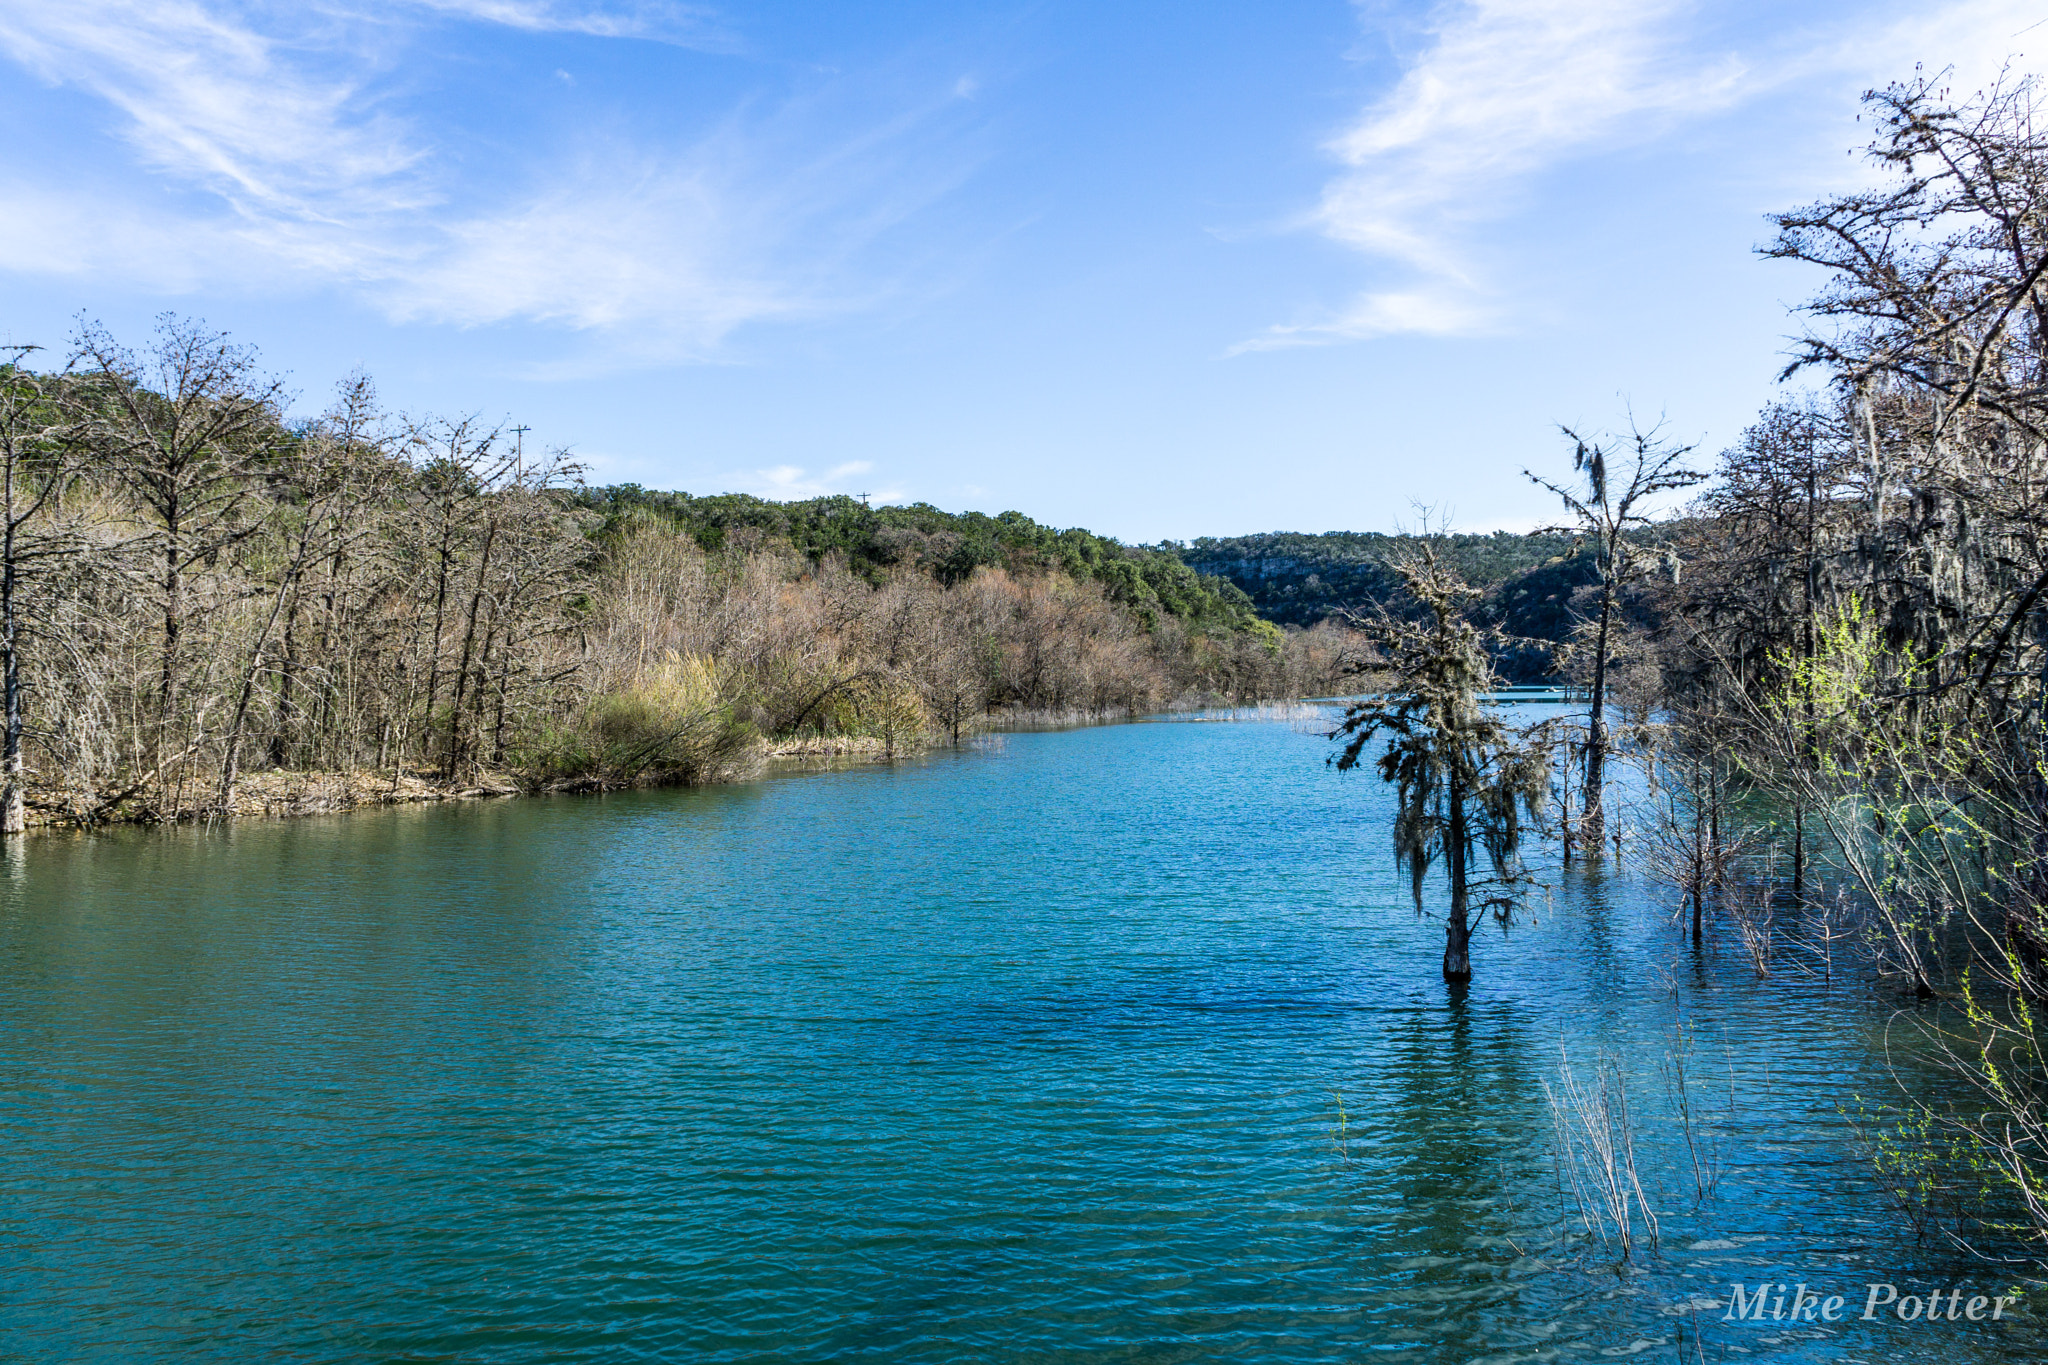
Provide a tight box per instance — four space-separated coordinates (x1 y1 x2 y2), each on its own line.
0 0 976 362
1245 0 2048 351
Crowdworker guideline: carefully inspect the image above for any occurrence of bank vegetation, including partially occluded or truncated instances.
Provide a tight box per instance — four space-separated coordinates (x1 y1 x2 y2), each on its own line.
0 328 1365 830
1418 70 2048 1262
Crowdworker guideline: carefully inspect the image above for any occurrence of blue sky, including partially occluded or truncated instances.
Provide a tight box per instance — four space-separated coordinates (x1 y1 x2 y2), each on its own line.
1 1 2042 541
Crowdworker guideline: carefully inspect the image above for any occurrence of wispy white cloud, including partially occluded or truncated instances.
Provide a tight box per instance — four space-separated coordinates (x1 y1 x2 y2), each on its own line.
0 0 971 362
375 139 820 343
0 177 250 288
746 461 902 502
1243 0 1747 350
1250 0 2048 351
1833 0 2047 95
398 0 737 50
0 1 429 224
1321 0 1742 263
1725 0 2048 199
1232 285 1490 354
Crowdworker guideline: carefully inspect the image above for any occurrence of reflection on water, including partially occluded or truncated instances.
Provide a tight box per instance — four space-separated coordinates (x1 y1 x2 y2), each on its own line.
0 718 2037 1362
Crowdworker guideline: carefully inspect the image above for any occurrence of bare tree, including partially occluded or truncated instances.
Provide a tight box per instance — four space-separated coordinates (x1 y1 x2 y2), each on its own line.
268 377 405 770
216 374 401 810
393 416 513 773
1769 70 2048 448
0 348 87 833
69 317 290 801
1526 421 1702 848
1673 400 1861 896
1636 736 1746 945
1545 1047 1660 1263
441 441 583 782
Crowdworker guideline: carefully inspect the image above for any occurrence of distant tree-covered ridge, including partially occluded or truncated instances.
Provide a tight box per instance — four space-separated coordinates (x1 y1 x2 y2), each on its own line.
577 486 1275 641
1170 529 1579 625
1166 529 1601 682
579 493 1632 685
581 491 1612 677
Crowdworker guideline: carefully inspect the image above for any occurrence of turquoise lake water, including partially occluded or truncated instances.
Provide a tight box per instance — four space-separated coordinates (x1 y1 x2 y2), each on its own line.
0 714 2039 1362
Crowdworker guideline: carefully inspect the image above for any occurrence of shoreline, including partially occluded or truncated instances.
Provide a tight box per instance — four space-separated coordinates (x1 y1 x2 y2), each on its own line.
12 722 1063 831
19 735 910 832
17 697 1343 833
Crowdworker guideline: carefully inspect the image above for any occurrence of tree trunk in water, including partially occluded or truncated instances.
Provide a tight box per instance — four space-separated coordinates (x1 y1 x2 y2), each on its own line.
1708 766 1723 905
1444 765 1473 983
1558 736 1574 866
1791 804 1806 904
1443 908 1473 983
1583 578 1613 847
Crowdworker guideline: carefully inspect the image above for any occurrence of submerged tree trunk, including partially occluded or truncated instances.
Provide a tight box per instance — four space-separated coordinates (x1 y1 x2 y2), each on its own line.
1791 803 1806 904
1443 909 1472 983
1558 735 1575 866
1445 766 1473 983
1583 579 1613 848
